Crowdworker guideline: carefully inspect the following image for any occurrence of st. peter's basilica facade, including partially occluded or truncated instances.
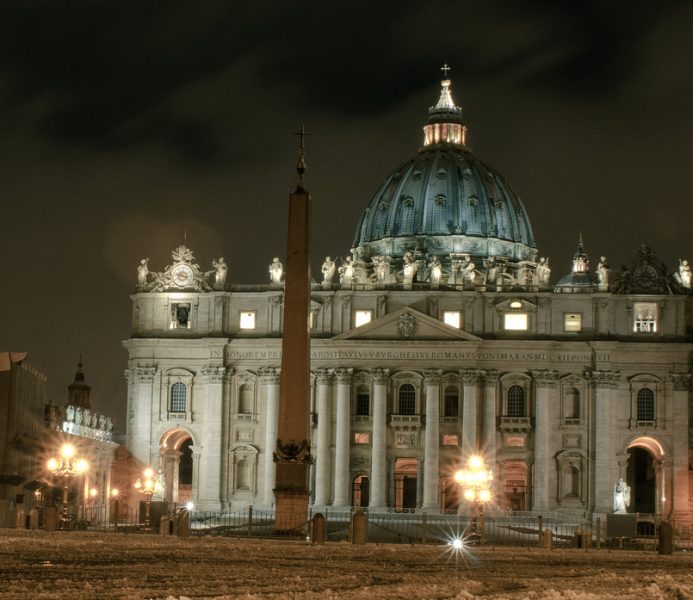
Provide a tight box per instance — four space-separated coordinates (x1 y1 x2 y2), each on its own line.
124 73 693 521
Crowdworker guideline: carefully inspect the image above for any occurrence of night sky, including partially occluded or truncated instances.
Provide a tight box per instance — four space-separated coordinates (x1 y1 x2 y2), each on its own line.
2 1 692 429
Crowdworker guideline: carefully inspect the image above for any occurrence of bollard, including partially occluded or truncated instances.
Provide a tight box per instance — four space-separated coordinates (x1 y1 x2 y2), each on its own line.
159 515 170 535
658 520 673 555
312 513 326 545
422 512 428 545
177 510 190 538
542 528 552 549
537 515 543 545
248 506 253 537
596 517 601 549
351 509 368 545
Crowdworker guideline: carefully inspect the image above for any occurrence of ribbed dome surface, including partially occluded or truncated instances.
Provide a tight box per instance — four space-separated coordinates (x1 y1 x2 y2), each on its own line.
352 145 537 262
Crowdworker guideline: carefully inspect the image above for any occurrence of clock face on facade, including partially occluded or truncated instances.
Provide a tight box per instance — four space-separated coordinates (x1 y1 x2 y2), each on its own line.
634 266 658 290
171 264 194 287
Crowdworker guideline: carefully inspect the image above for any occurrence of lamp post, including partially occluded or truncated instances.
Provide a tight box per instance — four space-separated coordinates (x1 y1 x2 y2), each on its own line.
134 467 162 530
454 454 493 542
46 443 88 528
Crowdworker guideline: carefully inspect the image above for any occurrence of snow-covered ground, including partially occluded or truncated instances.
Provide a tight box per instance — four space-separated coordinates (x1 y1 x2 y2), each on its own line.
1 529 692 599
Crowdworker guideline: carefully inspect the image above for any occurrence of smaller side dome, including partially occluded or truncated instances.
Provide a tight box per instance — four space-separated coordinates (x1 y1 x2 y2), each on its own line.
554 235 598 293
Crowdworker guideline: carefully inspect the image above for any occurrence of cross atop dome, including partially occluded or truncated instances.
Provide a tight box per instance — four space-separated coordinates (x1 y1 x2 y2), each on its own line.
441 62 451 79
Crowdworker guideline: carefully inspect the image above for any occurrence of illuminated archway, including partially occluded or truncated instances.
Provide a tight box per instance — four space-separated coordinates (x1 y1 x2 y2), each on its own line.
159 428 197 504
626 436 665 514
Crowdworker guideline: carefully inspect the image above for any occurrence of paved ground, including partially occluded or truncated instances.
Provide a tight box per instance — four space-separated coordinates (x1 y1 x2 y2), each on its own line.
1 529 692 599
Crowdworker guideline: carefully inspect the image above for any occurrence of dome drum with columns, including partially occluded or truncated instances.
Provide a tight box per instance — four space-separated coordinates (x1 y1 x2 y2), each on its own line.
124 67 693 523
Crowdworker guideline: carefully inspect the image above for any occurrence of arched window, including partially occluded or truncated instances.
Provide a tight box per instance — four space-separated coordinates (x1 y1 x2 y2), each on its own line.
636 388 655 421
239 384 253 414
356 388 370 416
444 386 459 418
506 385 525 417
170 382 186 413
564 387 580 420
398 384 416 415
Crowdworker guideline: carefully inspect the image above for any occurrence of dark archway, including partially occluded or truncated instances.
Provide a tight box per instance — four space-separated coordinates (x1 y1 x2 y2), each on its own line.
627 446 656 513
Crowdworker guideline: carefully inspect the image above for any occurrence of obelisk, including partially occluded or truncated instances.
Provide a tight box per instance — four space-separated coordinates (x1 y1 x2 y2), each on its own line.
273 127 312 532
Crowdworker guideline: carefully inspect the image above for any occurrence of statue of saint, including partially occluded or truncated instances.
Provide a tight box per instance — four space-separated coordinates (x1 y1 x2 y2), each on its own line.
321 256 336 286
66 405 75 423
373 256 390 285
154 467 166 501
402 252 417 285
597 256 610 289
678 259 692 289
613 478 631 513
484 257 499 284
74 407 83 426
339 256 355 285
269 257 284 285
212 257 227 290
536 257 551 285
428 256 442 286
137 258 149 286
461 256 477 284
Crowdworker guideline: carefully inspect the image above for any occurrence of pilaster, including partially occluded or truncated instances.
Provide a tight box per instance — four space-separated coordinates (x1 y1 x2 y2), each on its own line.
259 367 280 506
333 368 353 507
370 368 389 509
422 368 442 511
670 372 691 516
531 369 559 512
460 368 480 455
314 368 333 506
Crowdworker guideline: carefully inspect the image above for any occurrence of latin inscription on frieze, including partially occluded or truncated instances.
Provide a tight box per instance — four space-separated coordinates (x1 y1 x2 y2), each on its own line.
227 349 609 363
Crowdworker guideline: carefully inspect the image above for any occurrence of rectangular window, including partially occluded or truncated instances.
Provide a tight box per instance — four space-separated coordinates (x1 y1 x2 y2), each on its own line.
504 313 528 331
633 302 657 333
564 313 582 333
353 432 370 444
442 434 459 446
443 310 461 329
239 311 256 330
170 303 192 329
354 309 373 328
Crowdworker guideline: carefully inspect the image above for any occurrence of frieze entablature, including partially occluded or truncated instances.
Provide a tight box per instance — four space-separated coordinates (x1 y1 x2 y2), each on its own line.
531 369 560 387
586 369 620 388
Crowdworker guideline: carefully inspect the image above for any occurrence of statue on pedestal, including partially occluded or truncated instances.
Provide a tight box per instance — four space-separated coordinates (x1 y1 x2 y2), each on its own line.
338 256 355 285
613 478 631 513
402 252 417 286
212 257 227 290
269 257 284 285
137 258 149 286
321 256 336 286
676 259 691 289
484 257 499 284
460 256 477 285
536 257 551 285
428 256 442 286
597 256 610 290
372 255 391 285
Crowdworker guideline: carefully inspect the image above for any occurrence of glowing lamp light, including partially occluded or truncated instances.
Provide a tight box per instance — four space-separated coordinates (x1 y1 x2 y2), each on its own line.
463 488 476 501
111 489 119 497
75 459 88 473
47 458 58 471
185 501 194 511
469 455 483 470
143 467 154 479
60 444 76 459
89 488 98 498
451 538 464 550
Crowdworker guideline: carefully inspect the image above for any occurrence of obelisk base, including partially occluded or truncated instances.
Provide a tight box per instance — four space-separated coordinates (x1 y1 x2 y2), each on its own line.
274 461 310 534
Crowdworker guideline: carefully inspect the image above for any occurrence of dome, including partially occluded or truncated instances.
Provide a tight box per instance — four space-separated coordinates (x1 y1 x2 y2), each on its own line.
554 236 598 293
352 71 537 265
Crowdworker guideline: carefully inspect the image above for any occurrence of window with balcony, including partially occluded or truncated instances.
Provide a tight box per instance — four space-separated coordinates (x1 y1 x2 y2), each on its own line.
506 385 526 417
398 384 416 415
170 382 187 413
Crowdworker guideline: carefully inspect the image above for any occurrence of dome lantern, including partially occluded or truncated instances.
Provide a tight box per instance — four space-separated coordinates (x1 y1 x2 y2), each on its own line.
423 64 467 147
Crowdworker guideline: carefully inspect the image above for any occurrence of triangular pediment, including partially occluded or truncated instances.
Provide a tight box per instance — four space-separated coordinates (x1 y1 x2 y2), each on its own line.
333 306 482 341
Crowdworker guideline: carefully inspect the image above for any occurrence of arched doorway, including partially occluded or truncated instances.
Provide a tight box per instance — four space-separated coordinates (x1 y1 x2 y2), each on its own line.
626 437 664 515
160 429 195 505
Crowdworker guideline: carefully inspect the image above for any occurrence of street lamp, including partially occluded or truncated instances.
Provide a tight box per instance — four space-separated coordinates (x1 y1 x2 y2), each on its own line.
454 454 493 542
134 467 162 530
47 443 88 528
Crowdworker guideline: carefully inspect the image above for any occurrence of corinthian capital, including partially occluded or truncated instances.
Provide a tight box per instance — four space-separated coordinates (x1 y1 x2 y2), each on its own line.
258 366 280 384
531 369 559 387
370 368 390 383
314 368 333 384
587 369 620 388
422 368 442 385
482 369 499 386
334 367 353 384
671 372 691 392
460 368 481 384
